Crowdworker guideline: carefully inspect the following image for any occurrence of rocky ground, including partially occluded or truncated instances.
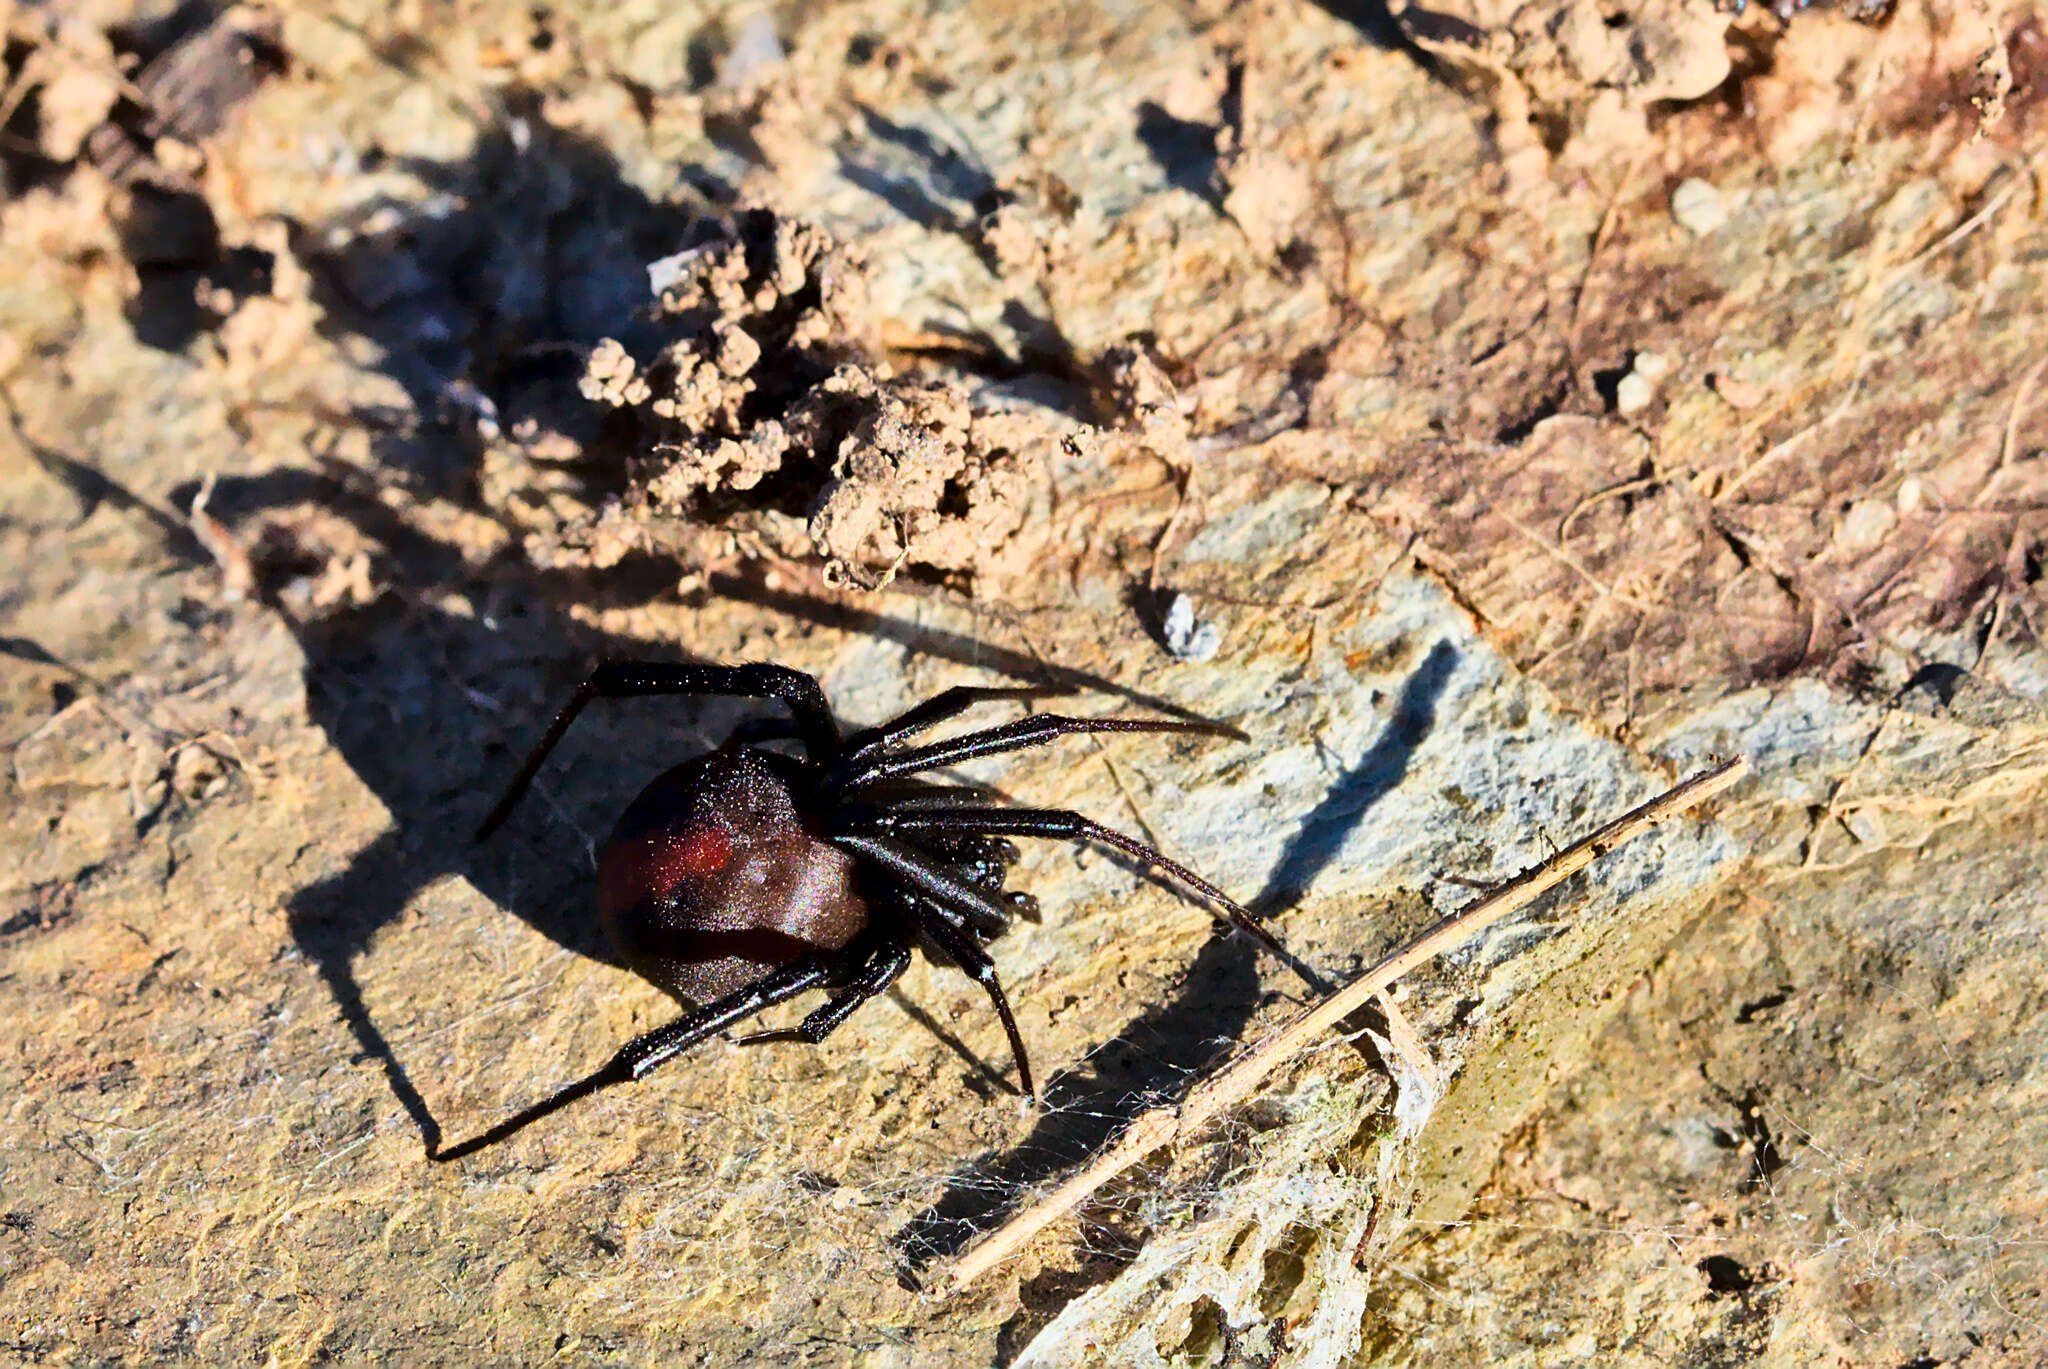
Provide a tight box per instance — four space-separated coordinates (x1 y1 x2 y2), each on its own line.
1 1 2043 1364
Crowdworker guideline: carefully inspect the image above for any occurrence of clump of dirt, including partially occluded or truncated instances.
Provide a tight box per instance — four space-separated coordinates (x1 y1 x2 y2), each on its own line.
973 170 1082 287
544 208 1053 590
1393 0 1999 176
801 376 1042 590
1390 0 1734 175
1096 343 1194 465
2 14 123 167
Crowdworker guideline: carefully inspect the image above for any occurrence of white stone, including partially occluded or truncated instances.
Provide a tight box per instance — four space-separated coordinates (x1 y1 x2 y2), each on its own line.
1616 371 1656 414
1671 178 1727 236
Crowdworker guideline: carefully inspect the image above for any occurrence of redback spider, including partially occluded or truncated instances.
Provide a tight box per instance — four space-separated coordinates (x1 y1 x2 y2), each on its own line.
433 662 1300 1161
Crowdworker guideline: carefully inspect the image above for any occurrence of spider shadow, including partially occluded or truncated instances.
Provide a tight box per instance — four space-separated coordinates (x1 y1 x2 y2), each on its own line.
893 640 1459 1295
1250 640 1459 919
191 463 696 1154
216 104 730 1148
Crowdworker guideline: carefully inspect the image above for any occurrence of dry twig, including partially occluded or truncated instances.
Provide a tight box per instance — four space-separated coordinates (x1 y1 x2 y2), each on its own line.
943 754 1750 1291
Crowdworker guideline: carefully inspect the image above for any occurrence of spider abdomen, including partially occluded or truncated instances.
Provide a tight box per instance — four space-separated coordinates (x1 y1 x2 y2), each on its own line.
597 748 869 1003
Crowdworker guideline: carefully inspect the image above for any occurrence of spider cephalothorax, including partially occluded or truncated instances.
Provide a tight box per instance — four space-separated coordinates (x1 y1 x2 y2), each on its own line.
434 662 1295 1161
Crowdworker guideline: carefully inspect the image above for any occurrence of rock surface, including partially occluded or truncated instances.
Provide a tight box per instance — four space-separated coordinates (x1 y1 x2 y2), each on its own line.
1 0 2042 1364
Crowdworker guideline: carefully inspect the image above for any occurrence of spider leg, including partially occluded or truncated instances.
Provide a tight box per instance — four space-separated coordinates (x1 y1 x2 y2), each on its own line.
842 804 1305 975
837 684 1073 769
833 835 1020 938
832 835 1040 1095
736 936 913 1045
836 711 1246 790
431 953 834 1162
476 662 840 840
913 903 1037 1099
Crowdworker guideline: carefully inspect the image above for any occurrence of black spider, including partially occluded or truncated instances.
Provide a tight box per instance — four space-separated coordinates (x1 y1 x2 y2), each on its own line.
433 662 1297 1161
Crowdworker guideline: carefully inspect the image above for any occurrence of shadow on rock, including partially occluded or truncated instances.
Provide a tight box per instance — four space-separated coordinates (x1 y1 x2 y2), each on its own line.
188 462 687 1153
1252 639 1459 917
297 96 711 416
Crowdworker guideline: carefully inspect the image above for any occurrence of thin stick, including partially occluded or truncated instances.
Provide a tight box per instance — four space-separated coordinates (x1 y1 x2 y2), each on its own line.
943 755 1750 1291
1895 158 2038 276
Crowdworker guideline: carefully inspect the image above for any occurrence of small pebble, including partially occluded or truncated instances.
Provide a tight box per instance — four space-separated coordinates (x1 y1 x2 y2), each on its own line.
1671 178 1727 236
1616 372 1656 415
1615 352 1672 415
1709 374 1766 409
646 244 713 296
720 11 785 88
1161 593 1222 662
1836 497 1896 552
